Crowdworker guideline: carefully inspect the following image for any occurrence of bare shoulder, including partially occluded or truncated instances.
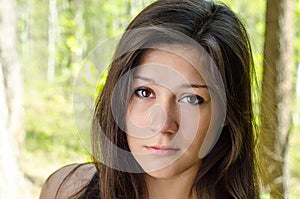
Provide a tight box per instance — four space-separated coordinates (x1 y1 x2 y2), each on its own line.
39 163 97 199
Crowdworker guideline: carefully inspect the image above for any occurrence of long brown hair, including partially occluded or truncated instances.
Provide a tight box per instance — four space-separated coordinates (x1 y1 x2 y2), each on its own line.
89 0 259 198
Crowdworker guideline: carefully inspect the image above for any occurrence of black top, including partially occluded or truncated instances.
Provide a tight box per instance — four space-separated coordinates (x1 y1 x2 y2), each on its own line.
81 172 99 198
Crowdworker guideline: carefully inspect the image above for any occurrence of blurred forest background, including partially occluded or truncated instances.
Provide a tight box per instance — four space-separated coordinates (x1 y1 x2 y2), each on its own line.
0 0 299 198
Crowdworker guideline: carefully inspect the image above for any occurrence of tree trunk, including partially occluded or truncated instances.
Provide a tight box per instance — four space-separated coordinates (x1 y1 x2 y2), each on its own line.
0 0 25 198
259 0 294 198
47 0 59 81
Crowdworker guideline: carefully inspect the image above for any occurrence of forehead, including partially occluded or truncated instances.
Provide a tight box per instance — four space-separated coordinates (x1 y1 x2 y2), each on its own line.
136 46 205 84
140 45 201 68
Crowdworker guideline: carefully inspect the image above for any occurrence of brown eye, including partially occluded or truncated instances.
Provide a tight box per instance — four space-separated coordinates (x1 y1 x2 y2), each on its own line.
135 88 154 98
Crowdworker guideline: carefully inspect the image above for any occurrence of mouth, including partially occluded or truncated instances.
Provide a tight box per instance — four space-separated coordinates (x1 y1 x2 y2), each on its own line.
145 145 180 156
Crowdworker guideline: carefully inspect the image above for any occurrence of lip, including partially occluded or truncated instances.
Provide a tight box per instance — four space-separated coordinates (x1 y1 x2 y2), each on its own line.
145 145 180 156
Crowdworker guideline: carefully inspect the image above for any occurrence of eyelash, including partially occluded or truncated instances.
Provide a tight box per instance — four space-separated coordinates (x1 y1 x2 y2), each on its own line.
134 87 205 105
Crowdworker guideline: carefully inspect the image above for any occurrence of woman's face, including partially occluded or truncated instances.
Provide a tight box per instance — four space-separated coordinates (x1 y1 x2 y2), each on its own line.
126 46 212 178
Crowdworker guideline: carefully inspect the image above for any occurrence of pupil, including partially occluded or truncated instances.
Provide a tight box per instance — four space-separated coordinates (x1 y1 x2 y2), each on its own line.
142 90 149 97
188 96 196 103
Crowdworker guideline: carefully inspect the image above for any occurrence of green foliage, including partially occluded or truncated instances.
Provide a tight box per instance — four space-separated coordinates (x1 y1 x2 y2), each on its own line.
23 75 85 155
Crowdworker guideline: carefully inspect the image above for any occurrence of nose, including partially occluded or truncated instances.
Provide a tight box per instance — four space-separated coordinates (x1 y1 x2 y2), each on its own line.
149 97 179 135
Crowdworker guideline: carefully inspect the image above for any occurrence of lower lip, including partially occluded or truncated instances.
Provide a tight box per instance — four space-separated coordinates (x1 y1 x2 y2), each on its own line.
145 146 180 156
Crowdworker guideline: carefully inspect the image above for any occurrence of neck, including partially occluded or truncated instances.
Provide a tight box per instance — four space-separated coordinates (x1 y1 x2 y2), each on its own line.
145 163 200 199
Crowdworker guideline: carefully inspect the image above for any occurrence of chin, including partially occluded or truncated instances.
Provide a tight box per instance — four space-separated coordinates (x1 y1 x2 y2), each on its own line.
146 169 178 179
143 162 183 179
146 158 202 179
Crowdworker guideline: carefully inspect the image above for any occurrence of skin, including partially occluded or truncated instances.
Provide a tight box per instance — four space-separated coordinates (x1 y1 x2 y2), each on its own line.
126 46 212 199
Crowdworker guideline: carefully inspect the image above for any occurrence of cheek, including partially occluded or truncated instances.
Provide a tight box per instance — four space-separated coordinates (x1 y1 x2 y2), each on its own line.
126 135 139 153
127 101 152 129
179 105 211 142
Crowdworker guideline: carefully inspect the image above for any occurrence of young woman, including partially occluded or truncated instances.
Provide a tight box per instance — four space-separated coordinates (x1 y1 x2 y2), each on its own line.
40 0 259 198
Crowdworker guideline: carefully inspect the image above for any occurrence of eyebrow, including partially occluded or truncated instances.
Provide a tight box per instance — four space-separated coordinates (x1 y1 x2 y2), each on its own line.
134 75 208 89
180 84 208 89
134 75 154 83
